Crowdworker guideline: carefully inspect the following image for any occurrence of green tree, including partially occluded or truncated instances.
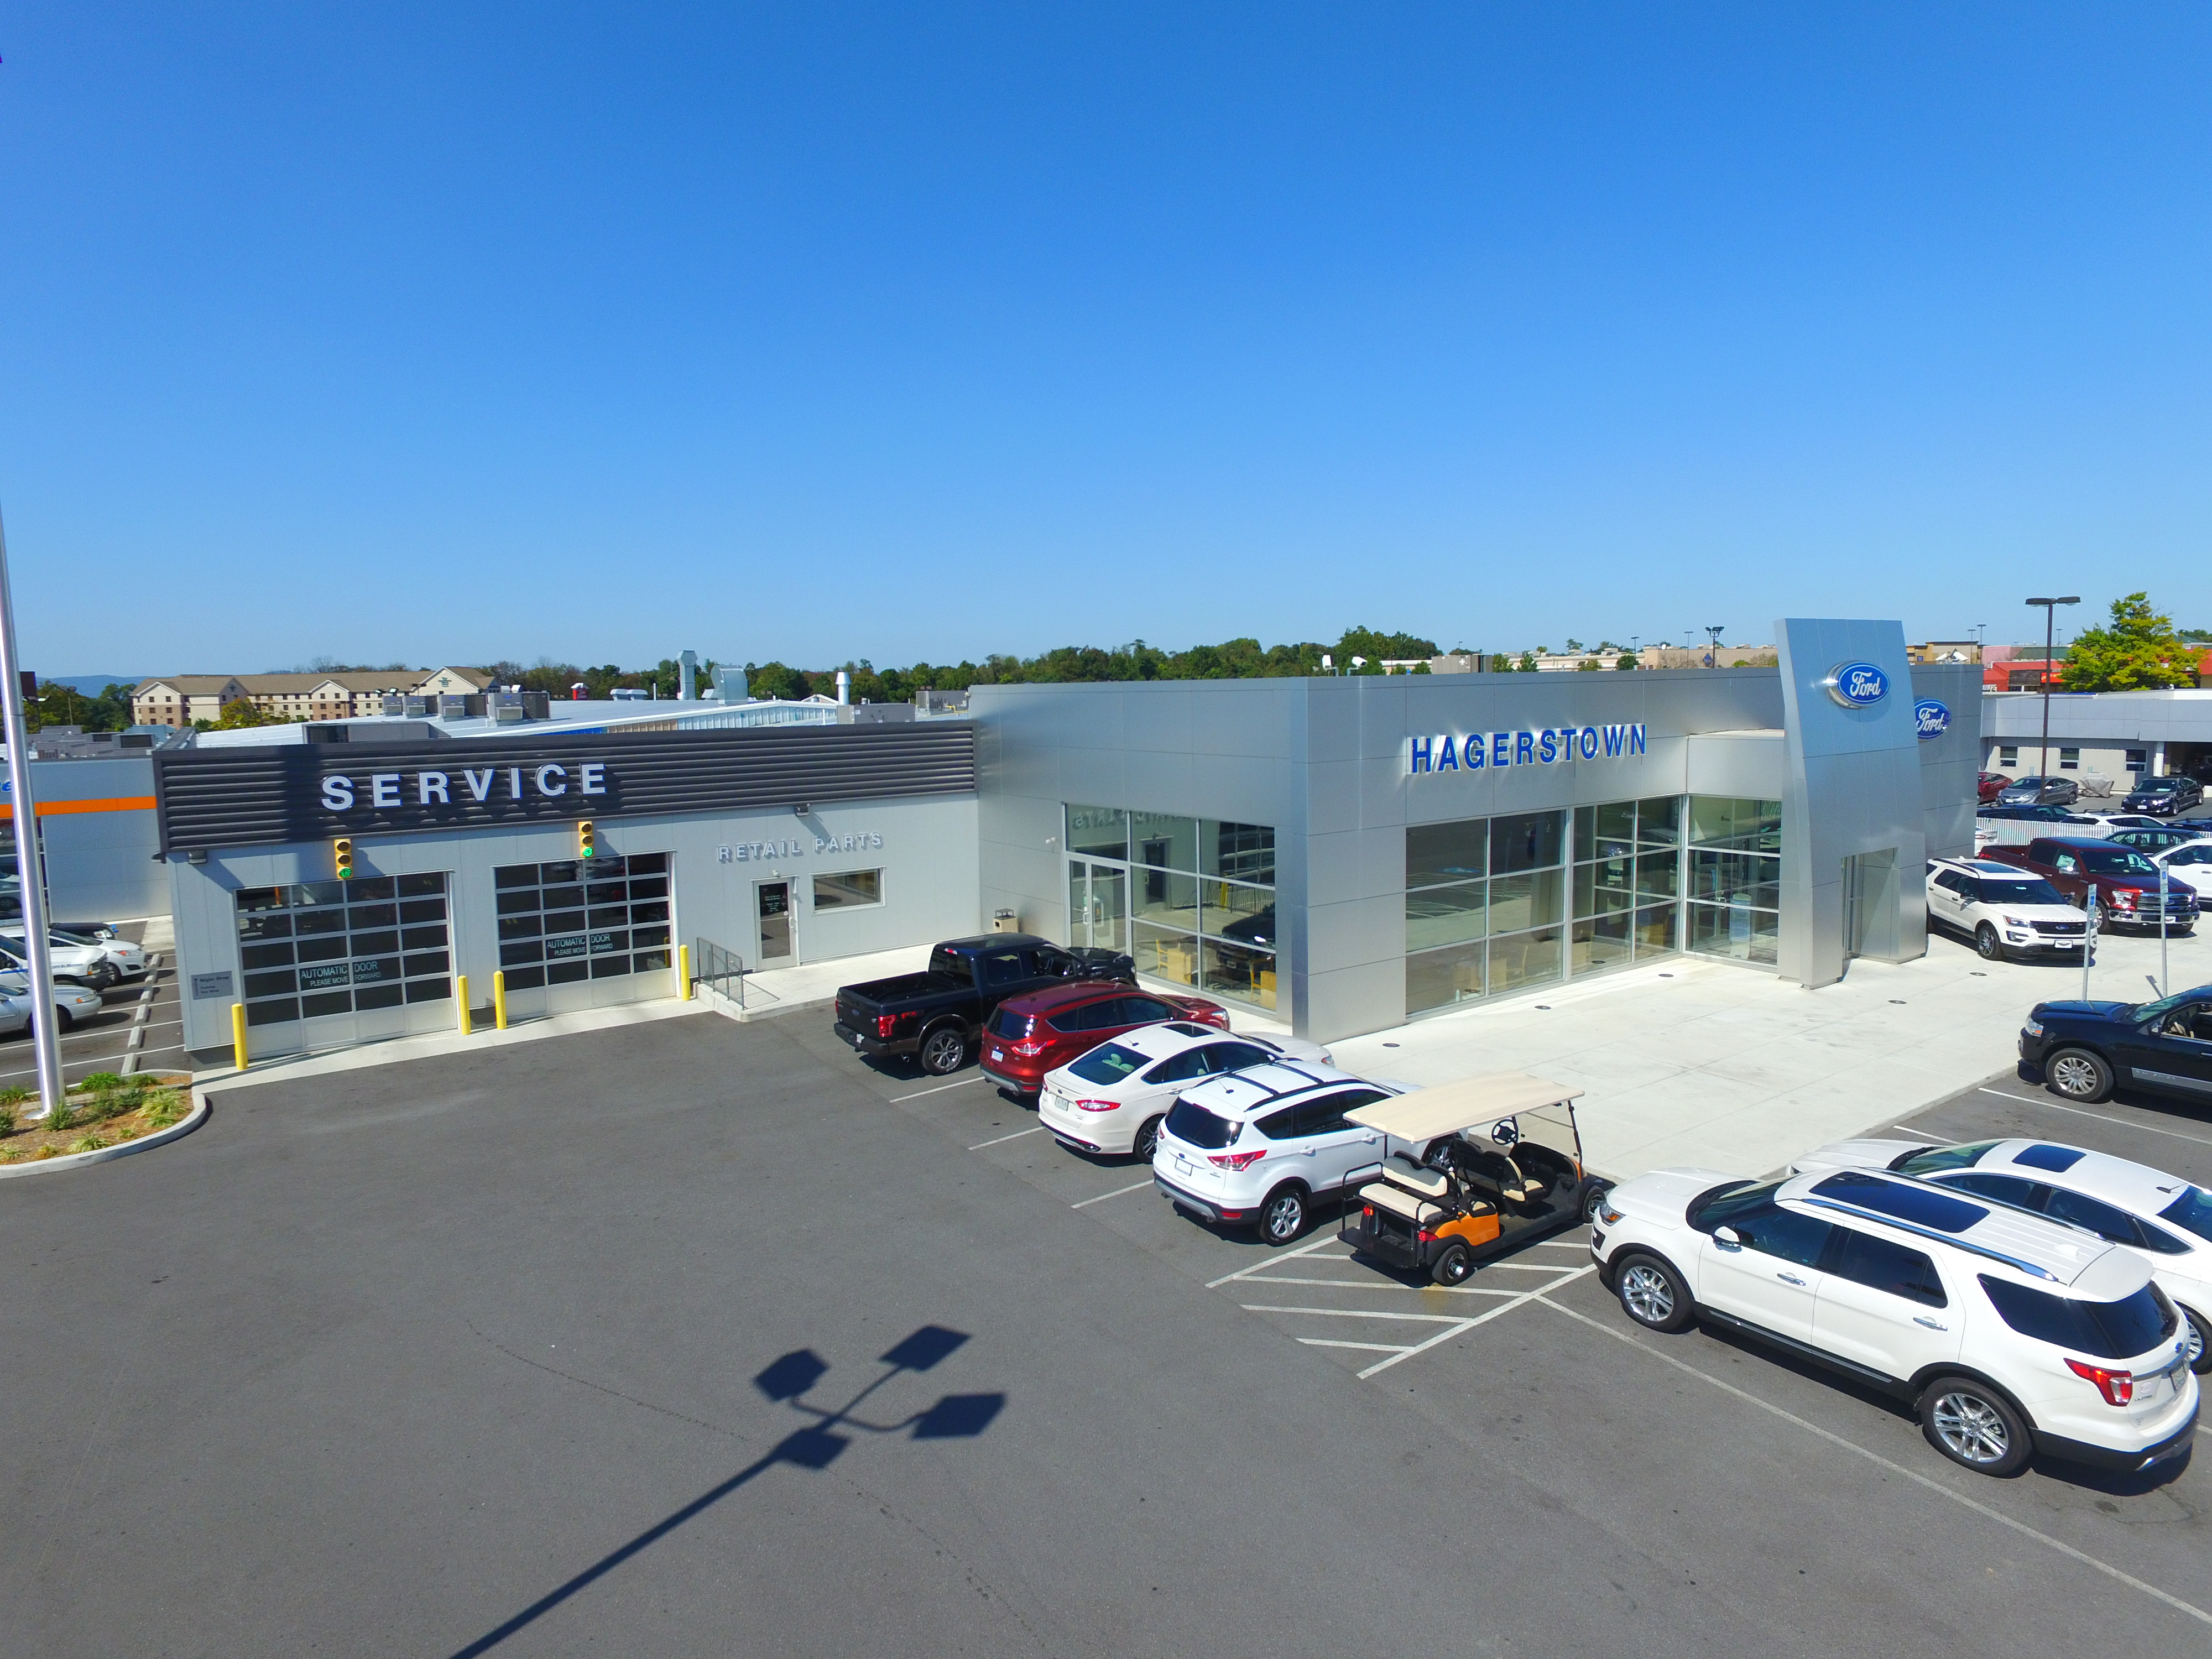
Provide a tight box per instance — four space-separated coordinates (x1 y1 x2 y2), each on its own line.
1615 653 1639 671
2060 592 2195 691
215 698 269 729
1516 651 1540 672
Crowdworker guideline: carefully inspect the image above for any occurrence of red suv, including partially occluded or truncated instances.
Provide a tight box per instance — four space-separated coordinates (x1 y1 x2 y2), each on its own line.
979 983 1228 1096
1978 771 2011 804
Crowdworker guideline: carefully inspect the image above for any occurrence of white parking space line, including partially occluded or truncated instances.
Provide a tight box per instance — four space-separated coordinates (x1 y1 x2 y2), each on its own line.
1536 1293 2212 1630
1355 1267 1595 1379
891 1076 987 1103
1240 1305 1476 1324
1071 1180 1154 1209
1205 1232 1345 1288
1239 1274 1533 1298
1976 1087 2212 1149
967 1125 1044 1150
1297 1338 1406 1354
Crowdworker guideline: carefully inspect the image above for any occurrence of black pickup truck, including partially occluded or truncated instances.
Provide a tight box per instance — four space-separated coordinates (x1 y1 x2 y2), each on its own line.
834 933 1136 1075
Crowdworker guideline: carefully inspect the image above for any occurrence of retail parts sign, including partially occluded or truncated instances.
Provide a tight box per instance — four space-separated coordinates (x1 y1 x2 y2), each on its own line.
1408 724 1647 775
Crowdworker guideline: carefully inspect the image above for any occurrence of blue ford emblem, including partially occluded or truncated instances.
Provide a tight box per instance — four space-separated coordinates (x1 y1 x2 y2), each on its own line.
1824 661 1890 708
1913 698 1951 740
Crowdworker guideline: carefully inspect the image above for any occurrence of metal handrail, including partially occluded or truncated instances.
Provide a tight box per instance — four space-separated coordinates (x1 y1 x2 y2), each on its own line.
693 936 745 1007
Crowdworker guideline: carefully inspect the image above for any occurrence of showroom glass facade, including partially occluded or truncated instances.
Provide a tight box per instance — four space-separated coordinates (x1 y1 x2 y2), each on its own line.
1685 797 1782 966
1063 805 1277 1011
1405 797 1684 1016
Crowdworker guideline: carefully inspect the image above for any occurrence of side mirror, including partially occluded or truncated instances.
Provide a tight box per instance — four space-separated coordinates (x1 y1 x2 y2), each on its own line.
1713 1225 1743 1250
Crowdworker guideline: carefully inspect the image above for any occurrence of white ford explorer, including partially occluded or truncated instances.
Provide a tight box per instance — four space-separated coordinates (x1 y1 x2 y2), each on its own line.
1592 1165 2197 1476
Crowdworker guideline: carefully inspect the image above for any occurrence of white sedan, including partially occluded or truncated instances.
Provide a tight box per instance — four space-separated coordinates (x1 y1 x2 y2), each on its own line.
0 970 106 1033
1039 1021 1332 1160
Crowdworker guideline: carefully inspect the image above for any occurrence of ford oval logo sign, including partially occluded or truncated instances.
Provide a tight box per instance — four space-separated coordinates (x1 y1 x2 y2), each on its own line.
1913 698 1951 740
1824 661 1890 708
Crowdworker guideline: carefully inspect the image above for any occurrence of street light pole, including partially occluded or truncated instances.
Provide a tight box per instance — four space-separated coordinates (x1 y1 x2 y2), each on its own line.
0 506 65 1120
2025 596 2079 779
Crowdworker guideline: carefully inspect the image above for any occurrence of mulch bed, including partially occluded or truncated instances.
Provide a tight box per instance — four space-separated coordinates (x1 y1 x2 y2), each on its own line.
0 1073 196 1163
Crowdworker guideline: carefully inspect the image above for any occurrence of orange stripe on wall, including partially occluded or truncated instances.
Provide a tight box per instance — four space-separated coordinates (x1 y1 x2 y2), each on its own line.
0 795 158 819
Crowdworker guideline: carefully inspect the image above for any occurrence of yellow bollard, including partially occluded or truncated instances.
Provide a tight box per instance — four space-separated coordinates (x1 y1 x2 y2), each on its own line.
493 969 508 1030
231 1002 248 1071
456 974 472 1036
677 945 693 1000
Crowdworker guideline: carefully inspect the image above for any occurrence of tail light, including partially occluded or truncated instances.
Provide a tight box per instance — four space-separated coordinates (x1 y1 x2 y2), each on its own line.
875 1015 898 1039
1009 1039 1048 1057
1208 1149 1266 1171
1074 1098 1118 1113
2065 1357 2135 1406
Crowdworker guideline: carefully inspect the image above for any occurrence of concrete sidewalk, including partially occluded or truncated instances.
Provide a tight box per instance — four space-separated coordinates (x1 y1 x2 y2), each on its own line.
1329 926 2212 1183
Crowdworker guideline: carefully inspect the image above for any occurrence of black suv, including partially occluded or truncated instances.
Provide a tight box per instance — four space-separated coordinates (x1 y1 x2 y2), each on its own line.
2020 984 2212 1103
2124 775 2205 816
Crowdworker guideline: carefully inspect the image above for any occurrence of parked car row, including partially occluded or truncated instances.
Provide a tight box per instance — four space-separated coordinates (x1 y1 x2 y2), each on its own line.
1595 1145 2201 1477
1978 772 2208 819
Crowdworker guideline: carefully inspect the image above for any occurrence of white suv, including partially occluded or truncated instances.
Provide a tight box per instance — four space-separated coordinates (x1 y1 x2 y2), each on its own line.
1791 1136 2212 1373
1153 1062 1410 1245
1924 856 2087 962
1593 1165 2198 1475
1039 1022 1331 1160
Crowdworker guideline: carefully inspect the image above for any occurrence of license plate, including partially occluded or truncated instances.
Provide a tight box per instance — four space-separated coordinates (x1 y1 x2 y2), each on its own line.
1175 1155 1194 1173
991 1048 1003 1061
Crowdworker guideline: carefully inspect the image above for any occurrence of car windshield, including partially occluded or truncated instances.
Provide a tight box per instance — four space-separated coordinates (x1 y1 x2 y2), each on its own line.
2079 847 2158 875
2157 1186 2212 1244
2132 989 2204 1024
1975 879 2064 905
1978 1276 2177 1360
1688 1180 1775 1231
2010 778 2046 789
1068 1043 1145 1085
1893 1140 2001 1174
1164 1097 1238 1150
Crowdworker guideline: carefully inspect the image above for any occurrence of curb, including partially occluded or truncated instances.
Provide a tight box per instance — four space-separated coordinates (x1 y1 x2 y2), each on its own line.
0 1086 210 1181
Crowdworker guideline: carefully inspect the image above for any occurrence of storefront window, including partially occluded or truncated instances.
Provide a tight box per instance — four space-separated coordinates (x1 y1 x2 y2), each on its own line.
234 872 452 1026
1064 804 1275 1009
1686 797 1781 966
812 869 881 909
492 852 672 989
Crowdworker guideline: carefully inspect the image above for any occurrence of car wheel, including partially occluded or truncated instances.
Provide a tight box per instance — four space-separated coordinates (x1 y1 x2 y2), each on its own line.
1614 1253 1695 1333
1919 1376 2031 1477
2044 1047 2114 1103
1974 924 2004 961
1131 1115 1163 1164
1431 1241 1473 1286
1580 1181 1613 1224
918 1026 966 1076
1258 1184 1308 1246
2181 1305 2211 1375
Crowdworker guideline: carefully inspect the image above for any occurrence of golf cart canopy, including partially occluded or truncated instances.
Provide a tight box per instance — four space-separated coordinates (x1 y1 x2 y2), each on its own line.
1345 1072 1584 1156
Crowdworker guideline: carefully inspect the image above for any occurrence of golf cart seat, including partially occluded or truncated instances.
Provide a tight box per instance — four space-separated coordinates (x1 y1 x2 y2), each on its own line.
1377 1152 1449 1199
1498 1163 1547 1204
1359 1182 1450 1227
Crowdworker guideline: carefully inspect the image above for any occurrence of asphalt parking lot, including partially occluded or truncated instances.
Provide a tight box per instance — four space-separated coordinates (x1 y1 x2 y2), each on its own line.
4 1008 2208 1655
0 922 182 1088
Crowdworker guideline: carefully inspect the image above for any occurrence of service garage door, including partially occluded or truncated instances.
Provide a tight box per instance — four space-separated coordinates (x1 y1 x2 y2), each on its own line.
235 874 456 1053
493 851 675 1019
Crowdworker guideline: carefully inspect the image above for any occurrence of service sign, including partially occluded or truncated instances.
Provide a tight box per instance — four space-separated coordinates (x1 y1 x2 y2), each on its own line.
319 761 608 813
1409 723 1647 776
1913 699 1951 740
1823 662 1890 709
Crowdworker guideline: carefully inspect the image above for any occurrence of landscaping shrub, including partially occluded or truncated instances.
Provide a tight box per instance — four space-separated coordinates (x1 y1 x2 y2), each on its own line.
76 1072 124 1094
66 1133 108 1154
142 1089 187 1129
45 1097 75 1133
0 1107 13 1138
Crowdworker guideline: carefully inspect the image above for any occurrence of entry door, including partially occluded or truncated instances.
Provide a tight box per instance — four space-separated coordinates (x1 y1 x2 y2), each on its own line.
756 881 795 968
1067 860 1128 953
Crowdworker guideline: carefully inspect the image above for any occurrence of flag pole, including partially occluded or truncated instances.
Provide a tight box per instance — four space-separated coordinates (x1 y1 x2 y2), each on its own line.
0 505 67 1118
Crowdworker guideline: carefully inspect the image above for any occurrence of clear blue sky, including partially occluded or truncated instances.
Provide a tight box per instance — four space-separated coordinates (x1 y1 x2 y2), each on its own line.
3 3 2207 676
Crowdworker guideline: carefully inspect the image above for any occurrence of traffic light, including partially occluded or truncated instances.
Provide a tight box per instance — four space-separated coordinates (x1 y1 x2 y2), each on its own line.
577 820 596 860
333 836 354 880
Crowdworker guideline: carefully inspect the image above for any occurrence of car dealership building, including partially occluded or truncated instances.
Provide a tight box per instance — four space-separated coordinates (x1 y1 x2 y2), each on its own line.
150 619 1977 1057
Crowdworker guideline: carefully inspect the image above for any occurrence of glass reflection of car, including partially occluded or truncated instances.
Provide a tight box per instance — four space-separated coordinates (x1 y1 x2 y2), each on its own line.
1039 1021 1330 1160
1790 1137 2212 1374
1997 776 2080 807
978 982 1228 1098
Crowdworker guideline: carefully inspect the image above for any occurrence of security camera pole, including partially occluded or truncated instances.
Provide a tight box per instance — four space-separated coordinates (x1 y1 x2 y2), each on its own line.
2024 596 2079 778
0 506 66 1119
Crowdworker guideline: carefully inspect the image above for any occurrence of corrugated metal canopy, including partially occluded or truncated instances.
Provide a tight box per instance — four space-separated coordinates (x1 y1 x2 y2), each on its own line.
1345 1072 1582 1140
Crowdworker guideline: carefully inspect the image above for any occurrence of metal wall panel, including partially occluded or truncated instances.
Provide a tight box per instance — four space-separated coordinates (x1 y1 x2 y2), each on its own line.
152 723 974 853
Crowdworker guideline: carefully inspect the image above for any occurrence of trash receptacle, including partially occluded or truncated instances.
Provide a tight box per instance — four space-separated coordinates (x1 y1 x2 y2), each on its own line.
990 908 1019 934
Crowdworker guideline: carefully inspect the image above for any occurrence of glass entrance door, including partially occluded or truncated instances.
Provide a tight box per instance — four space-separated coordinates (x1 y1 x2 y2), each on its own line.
756 881 794 967
1067 860 1128 953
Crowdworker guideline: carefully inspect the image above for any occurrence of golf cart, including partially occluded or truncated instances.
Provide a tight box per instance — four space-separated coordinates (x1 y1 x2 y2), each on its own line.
1339 1072 1608 1285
